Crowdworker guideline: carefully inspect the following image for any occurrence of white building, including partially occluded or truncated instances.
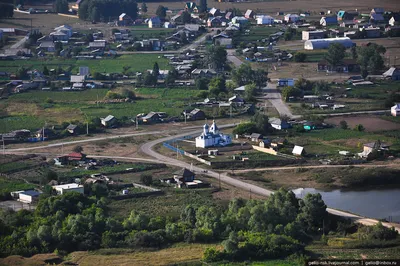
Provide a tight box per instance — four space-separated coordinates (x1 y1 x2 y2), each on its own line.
18 190 41 203
195 121 232 148
391 104 400 117
292 145 305 156
256 15 274 25
53 183 84 195
284 14 300 23
304 37 355 50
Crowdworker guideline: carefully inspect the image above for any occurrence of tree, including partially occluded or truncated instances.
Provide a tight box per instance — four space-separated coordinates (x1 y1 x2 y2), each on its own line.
232 64 254 86
91 7 100 22
298 193 327 232
54 0 68 13
152 62 160 79
339 120 348 130
354 124 365 132
205 46 227 70
42 66 49 76
324 43 346 68
16 67 27 79
73 145 83 153
251 112 271 134
195 77 209 91
208 76 226 98
350 46 357 60
121 88 135 99
253 69 268 89
232 122 257 135
141 2 147 13
198 0 207 13
244 83 257 102
294 52 307 62
357 44 386 76
294 78 314 91
140 174 152 186
156 5 167 19
78 0 89 20
143 71 157 86
282 86 301 101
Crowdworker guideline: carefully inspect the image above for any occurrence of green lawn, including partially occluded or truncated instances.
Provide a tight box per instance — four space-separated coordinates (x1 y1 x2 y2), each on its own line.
0 54 169 74
235 26 281 42
1 87 202 132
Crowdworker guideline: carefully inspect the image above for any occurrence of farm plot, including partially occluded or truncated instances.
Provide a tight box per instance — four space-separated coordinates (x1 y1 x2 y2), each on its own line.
325 116 400 133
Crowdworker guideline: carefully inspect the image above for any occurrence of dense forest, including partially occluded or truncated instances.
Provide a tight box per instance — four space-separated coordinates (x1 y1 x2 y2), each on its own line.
0 188 397 262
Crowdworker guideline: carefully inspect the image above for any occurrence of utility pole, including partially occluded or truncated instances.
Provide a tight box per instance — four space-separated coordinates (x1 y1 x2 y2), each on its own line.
230 104 232 118
2 135 5 155
136 118 139 129
218 173 221 190
249 188 252 199
86 121 89 135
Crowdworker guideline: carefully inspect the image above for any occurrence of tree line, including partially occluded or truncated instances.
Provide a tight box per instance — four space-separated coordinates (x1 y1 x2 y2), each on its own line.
78 0 138 23
0 188 397 261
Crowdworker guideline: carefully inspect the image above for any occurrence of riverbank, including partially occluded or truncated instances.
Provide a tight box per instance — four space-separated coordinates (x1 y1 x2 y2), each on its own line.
232 166 400 191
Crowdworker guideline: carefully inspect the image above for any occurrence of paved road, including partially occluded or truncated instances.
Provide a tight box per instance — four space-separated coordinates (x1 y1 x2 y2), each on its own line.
139 126 400 232
227 49 243 67
261 83 299 119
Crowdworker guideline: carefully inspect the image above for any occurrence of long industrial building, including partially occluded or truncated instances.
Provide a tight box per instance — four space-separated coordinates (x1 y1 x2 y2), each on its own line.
304 37 355 50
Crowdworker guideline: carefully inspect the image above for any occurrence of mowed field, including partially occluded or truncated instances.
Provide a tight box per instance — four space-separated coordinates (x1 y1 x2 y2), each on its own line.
325 116 400 132
0 88 201 132
146 0 399 16
0 53 169 74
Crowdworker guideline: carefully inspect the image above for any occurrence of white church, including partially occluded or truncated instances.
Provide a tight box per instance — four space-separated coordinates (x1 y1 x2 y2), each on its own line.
195 120 232 148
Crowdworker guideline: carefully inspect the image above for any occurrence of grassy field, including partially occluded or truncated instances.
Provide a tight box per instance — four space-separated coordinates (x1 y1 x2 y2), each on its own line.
0 54 169 74
0 87 201 132
107 188 217 219
0 177 35 197
235 26 281 43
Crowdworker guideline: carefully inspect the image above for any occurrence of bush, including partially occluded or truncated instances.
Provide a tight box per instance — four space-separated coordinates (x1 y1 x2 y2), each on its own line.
140 174 152 186
203 247 223 262
353 124 365 132
294 52 307 62
339 120 348 130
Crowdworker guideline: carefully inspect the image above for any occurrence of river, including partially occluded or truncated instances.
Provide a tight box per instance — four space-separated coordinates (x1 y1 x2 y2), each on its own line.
292 188 400 222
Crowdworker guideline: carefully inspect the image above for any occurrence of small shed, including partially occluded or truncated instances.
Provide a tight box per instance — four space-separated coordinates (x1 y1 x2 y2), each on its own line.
101 115 116 127
292 145 305 156
250 133 263 142
19 190 41 203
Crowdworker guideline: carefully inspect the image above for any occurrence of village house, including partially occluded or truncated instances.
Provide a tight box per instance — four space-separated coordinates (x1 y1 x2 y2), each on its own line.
53 183 84 195
195 120 232 148
245 9 255 19
361 27 381 38
250 133 263 142
66 124 79 134
258 139 271 148
256 15 274 25
184 108 206 121
225 12 233 20
140 112 162 123
231 16 249 26
209 8 220 17
269 118 291 130
88 40 106 50
207 17 222 27
383 67 400 80
278 78 294 87
284 14 300 23
318 59 360 73
320 16 338 26
148 17 161 28
118 13 133 26
270 138 286 149
17 190 41 204
358 141 389 158
337 11 358 21
54 152 86 166
191 69 217 79
302 30 326 40
101 115 117 127
391 104 400 117
229 95 245 106
37 41 55 52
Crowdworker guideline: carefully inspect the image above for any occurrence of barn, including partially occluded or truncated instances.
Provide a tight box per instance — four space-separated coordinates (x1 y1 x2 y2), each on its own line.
304 37 355 50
